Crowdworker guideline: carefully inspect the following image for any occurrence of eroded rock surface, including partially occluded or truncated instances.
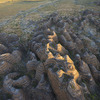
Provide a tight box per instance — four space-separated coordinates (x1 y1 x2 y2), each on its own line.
0 10 100 100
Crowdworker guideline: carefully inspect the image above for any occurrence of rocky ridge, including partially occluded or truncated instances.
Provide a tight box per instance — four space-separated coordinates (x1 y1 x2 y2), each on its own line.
0 10 100 100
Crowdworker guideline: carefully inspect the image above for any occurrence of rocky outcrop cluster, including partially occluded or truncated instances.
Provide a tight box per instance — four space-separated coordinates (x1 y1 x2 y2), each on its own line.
0 33 25 100
0 33 22 75
28 10 100 100
26 52 54 100
0 33 20 51
29 28 85 100
0 10 100 100
3 72 30 100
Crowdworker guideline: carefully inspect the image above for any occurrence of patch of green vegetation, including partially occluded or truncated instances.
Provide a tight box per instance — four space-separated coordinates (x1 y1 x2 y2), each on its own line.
76 0 99 5
90 95 95 100
89 93 99 100
0 0 48 19
0 0 99 44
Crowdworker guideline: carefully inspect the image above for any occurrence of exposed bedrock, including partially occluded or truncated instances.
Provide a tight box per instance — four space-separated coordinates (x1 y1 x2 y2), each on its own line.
28 10 100 99
0 50 22 75
0 10 100 100
3 72 30 100
0 34 22 76
29 28 85 100
75 54 100 96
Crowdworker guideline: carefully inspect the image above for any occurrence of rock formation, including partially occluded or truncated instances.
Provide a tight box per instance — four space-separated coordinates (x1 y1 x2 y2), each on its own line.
0 10 100 100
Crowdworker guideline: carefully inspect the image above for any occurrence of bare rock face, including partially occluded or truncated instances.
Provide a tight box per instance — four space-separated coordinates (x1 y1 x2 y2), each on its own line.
0 33 19 49
0 33 22 76
75 54 99 95
47 56 84 100
89 65 100 83
26 52 55 100
56 43 68 56
3 72 30 100
0 50 22 64
26 52 45 82
0 10 100 100
27 10 100 99
0 33 19 43
29 27 85 100
81 36 99 54
0 61 13 75
82 52 100 70
0 44 8 54
0 50 22 75
31 74 54 100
